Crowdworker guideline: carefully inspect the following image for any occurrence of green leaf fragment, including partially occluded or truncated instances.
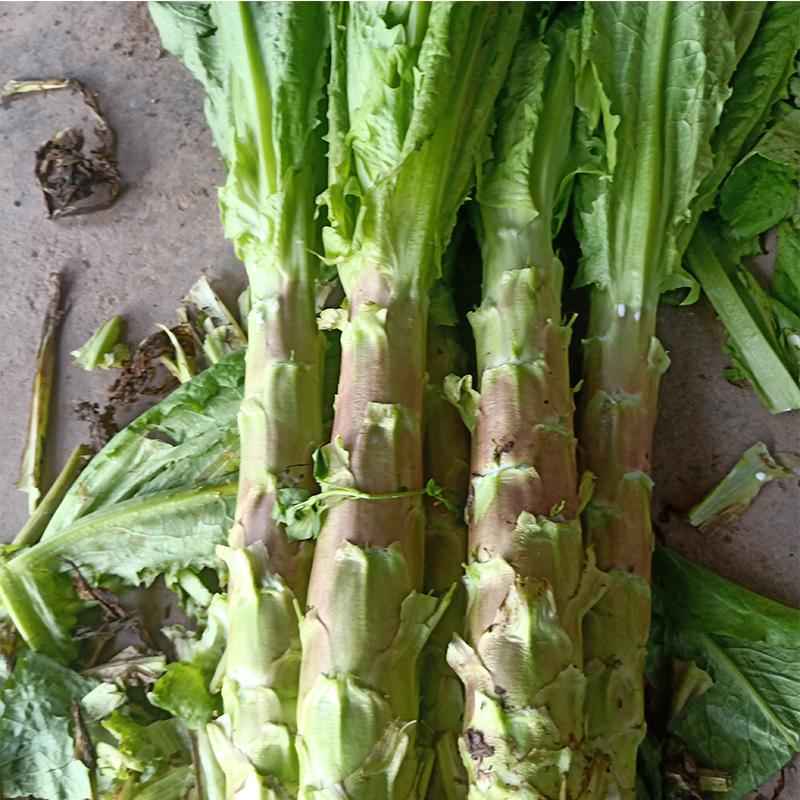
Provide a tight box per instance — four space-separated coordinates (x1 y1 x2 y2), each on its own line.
773 217 800 318
443 374 480 435
270 486 321 543
81 682 128 722
688 442 792 535
184 276 246 349
101 711 192 784
149 662 221 731
0 650 98 800
71 315 130 370
157 323 198 383
668 658 715 723
649 546 800 800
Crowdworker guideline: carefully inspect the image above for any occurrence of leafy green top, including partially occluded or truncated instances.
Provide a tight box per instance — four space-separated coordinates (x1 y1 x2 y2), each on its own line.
477 8 596 238
322 1 524 297
680 1 800 249
575 2 739 308
149 2 328 296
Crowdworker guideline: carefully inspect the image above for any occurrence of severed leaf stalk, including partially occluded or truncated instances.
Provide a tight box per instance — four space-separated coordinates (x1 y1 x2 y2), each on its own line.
183 276 246 366
12 443 93 548
71 316 130 371
688 442 792 535
18 272 64 514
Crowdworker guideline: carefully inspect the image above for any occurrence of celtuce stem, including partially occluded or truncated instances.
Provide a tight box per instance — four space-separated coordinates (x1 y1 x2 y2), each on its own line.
451 219 610 800
419 275 472 800
296 4 524 796
446 16 612 796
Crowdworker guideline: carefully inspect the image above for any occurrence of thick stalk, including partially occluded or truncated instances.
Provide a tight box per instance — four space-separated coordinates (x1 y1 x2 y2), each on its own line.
572 4 743 792
580 297 667 579
149 3 328 796
296 4 525 794
229 125 325 596
298 272 442 798
470 220 578 546
232 268 322 600
451 215 610 800
220 148 322 800
203 5 327 796
578 294 665 799
446 17 618 793
420 309 471 800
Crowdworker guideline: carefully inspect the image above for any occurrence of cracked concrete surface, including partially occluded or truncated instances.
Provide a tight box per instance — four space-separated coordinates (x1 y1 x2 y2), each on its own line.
0 4 797 799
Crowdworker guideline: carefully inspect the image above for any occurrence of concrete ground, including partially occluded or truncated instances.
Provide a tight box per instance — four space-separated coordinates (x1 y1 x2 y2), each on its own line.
0 3 797 798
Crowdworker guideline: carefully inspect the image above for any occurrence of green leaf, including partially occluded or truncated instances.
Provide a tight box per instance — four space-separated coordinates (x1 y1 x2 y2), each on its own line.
148 662 221 731
648 546 800 800
102 711 191 782
755 106 800 167
270 486 322 543
323 2 525 296
150 593 228 736
478 8 602 244
152 1 329 297
680 2 800 248
43 348 245 538
0 650 98 800
576 2 738 307
0 480 237 660
719 155 797 241
773 218 800 316
148 2 232 162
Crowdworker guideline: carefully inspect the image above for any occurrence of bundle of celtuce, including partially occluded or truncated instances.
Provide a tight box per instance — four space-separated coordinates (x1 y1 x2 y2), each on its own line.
1 3 798 800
